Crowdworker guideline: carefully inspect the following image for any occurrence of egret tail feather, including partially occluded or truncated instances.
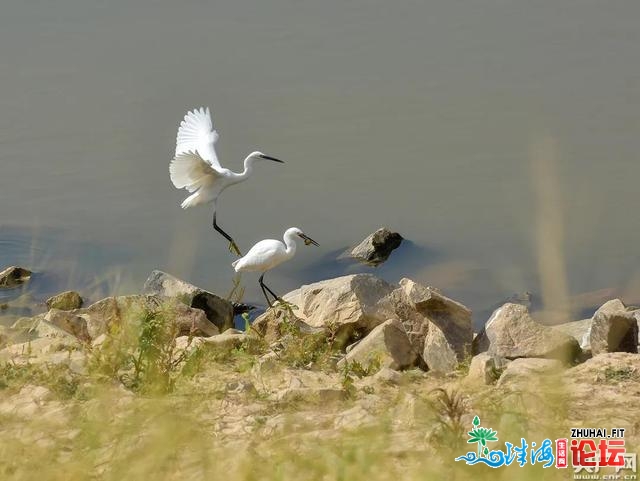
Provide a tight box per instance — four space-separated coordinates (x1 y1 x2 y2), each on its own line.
180 192 202 209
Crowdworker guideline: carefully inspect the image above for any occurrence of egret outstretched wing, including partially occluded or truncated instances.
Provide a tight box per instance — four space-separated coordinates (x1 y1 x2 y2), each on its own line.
169 151 219 193
176 107 223 171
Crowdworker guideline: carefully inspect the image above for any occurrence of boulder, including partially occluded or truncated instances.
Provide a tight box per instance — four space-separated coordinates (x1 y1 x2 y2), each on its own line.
19 295 219 342
552 318 592 353
496 358 564 388
143 270 234 331
369 367 403 385
398 279 473 372
250 308 324 343
422 324 460 374
45 291 83 311
44 309 91 342
11 315 77 341
590 299 638 355
252 274 473 373
473 303 580 362
337 319 418 372
0 266 32 288
270 274 396 345
81 295 219 339
467 353 510 385
342 228 403 266
203 329 247 349
174 336 206 358
630 310 640 345
569 352 640 384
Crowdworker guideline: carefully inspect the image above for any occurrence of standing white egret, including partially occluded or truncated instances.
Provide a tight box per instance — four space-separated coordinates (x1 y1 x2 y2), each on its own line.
232 227 319 307
169 107 284 256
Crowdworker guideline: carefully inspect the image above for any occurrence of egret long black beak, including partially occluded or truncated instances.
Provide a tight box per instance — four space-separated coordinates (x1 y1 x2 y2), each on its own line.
299 233 319 247
260 154 284 163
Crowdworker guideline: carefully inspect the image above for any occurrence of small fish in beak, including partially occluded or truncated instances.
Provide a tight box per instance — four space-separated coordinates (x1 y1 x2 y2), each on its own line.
298 233 319 247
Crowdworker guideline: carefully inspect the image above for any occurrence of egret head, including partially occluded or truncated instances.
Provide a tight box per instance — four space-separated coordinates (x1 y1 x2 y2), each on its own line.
248 151 284 163
287 227 319 247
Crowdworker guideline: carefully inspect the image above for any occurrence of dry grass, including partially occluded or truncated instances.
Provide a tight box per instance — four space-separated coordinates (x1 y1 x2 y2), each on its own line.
3 326 634 481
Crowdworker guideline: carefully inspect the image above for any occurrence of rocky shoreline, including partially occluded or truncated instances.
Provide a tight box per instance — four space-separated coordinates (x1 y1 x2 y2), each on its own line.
0 260 639 478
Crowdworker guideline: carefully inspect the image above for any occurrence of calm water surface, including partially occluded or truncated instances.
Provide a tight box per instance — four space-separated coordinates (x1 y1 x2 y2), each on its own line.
1 1 639 325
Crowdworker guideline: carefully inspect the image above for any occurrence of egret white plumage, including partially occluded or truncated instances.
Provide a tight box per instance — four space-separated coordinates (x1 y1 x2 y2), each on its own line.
169 107 284 256
232 227 319 307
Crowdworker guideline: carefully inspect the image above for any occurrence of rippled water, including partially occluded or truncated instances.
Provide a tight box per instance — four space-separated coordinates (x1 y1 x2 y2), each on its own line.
1 1 639 325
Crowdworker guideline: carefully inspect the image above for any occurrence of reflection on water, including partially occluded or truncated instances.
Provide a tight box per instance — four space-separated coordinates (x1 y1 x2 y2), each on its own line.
1 1 639 327
0 225 135 307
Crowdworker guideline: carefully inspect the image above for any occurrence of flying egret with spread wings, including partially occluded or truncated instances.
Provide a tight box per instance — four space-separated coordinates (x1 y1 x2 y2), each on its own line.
232 227 319 307
169 107 284 256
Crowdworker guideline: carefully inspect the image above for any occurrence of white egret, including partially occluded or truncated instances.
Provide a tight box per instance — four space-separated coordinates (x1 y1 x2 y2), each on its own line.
232 227 319 307
169 107 284 256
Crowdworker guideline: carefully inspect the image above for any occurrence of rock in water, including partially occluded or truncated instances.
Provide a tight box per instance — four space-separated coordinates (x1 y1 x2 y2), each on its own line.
343 228 403 266
472 303 581 362
46 291 83 311
0 266 32 288
143 270 234 331
590 299 638 355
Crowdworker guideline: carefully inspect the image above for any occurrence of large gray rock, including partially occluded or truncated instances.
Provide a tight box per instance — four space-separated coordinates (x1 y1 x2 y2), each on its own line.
590 299 638 355
46 291 83 311
253 274 472 373
143 270 234 331
569 352 640 384
203 329 247 349
496 358 564 388
343 228 403 266
44 309 91 342
0 266 32 288
631 310 640 345
422 324 460 374
11 315 78 341
553 318 592 353
473 303 581 362
274 274 397 345
18 295 220 342
467 353 510 385
337 319 418 372
81 295 219 339
398 279 473 373
250 308 324 343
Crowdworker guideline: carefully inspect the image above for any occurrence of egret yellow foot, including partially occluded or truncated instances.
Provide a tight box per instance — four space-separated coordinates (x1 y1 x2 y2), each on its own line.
229 241 242 257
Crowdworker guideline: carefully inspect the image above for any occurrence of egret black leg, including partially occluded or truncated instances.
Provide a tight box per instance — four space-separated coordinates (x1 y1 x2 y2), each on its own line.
213 211 242 256
259 274 283 306
258 274 273 307
259 282 272 308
